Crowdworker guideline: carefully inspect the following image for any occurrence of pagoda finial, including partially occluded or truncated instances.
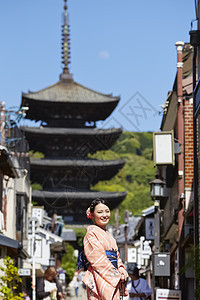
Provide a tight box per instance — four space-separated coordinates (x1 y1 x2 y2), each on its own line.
60 0 73 81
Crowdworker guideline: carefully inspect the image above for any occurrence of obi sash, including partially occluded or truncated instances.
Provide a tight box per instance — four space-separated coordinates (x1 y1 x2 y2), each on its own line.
106 250 118 269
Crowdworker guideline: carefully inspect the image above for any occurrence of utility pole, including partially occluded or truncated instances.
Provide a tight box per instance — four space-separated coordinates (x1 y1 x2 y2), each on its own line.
28 217 38 300
154 200 160 252
32 218 36 300
175 41 184 239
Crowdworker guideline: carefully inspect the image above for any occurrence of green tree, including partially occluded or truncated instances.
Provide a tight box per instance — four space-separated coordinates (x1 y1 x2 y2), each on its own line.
0 256 23 300
61 243 77 285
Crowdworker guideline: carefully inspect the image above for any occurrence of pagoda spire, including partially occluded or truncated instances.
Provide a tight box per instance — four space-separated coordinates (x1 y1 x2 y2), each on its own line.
60 0 73 80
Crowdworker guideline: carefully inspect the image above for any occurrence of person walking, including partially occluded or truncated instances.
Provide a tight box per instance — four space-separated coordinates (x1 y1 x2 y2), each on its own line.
73 271 81 297
22 291 31 300
37 266 63 299
82 198 128 300
124 263 152 300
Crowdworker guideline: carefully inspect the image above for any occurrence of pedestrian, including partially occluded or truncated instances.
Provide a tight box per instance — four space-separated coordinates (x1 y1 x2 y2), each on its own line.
124 263 152 300
22 291 31 300
82 198 128 300
37 266 63 299
72 271 81 297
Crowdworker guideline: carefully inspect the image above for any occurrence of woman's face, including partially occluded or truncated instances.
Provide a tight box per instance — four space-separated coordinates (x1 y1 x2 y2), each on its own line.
46 273 55 281
93 203 110 229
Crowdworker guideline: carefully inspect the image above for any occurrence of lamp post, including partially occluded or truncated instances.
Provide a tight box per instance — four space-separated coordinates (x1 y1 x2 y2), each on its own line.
150 177 165 252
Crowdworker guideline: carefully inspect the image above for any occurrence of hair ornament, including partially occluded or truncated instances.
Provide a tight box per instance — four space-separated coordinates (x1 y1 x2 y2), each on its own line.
86 207 93 219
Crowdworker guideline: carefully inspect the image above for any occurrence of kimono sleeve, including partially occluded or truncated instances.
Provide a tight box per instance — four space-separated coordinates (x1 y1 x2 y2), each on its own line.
84 230 121 288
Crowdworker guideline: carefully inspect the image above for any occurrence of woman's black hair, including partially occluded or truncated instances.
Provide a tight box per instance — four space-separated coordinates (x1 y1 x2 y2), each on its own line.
90 198 111 213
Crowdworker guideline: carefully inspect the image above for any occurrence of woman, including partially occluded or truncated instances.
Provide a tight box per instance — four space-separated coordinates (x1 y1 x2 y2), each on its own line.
82 198 128 300
37 266 63 299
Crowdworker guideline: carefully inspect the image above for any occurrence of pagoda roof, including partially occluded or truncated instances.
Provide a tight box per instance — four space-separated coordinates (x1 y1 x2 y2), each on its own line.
23 127 122 136
32 190 127 210
22 79 119 104
31 158 125 168
30 158 125 187
23 127 122 156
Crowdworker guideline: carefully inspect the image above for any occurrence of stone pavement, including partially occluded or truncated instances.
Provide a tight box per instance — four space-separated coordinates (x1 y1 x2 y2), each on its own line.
66 284 87 300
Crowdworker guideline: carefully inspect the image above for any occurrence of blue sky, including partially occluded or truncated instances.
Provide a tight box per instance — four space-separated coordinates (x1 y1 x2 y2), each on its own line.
0 0 195 131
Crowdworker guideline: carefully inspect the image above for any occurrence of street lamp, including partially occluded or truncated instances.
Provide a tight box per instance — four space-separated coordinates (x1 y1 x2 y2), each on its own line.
150 177 165 201
150 176 166 252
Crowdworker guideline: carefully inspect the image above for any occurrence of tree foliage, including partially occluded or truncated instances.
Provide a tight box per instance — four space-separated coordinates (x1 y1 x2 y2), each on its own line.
61 243 77 285
0 256 23 300
90 131 156 224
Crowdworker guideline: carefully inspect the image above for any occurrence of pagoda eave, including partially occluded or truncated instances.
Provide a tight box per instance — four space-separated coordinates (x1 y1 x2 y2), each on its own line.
22 90 120 123
22 127 122 136
30 158 125 168
23 127 122 156
32 190 127 210
30 159 125 186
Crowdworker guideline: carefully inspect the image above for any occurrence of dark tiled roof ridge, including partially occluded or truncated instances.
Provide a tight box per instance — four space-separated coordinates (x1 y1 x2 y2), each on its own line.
30 158 126 166
22 126 122 135
22 79 120 101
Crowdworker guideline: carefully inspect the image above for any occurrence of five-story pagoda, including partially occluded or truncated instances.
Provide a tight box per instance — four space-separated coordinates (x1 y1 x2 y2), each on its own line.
21 0 126 224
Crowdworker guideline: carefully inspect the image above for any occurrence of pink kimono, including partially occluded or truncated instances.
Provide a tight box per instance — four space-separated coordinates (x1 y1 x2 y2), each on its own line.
82 225 128 300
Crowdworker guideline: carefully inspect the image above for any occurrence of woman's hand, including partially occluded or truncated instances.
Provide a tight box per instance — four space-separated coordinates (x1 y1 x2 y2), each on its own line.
50 288 57 293
120 273 126 282
58 291 63 299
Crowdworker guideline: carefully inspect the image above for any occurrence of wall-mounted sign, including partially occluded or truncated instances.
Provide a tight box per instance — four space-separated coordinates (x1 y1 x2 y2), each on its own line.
32 206 44 226
18 268 31 276
156 289 181 300
128 248 137 263
153 131 175 166
145 218 154 240
154 253 170 276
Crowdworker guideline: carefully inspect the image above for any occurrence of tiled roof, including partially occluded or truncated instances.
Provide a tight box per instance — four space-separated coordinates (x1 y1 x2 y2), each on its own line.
32 190 127 210
30 158 125 168
22 80 119 103
23 127 122 136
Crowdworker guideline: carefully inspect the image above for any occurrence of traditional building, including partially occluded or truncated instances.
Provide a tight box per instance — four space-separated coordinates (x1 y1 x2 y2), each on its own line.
154 43 195 299
21 0 126 224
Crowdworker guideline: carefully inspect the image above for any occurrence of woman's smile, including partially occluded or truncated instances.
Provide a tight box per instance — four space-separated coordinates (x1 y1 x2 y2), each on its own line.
93 203 111 229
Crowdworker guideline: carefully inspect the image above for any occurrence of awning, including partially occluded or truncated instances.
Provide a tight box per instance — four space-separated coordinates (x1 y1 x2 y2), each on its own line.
164 223 178 243
50 241 66 253
0 234 19 249
0 146 19 178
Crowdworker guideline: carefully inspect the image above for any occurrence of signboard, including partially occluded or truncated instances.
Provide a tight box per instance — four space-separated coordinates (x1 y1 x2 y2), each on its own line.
34 240 42 258
141 240 152 259
32 206 44 226
18 268 31 276
153 131 175 166
145 218 154 240
154 253 170 276
128 248 137 263
156 289 181 300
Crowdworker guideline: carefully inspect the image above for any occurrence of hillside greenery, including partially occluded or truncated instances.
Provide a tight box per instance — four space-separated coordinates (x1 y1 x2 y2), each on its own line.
89 131 156 224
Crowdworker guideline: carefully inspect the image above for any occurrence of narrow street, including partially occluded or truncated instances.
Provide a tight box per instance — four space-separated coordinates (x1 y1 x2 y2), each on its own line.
66 285 87 300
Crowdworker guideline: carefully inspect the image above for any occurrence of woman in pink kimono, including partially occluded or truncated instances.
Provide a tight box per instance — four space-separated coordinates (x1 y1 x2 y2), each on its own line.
82 198 128 300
